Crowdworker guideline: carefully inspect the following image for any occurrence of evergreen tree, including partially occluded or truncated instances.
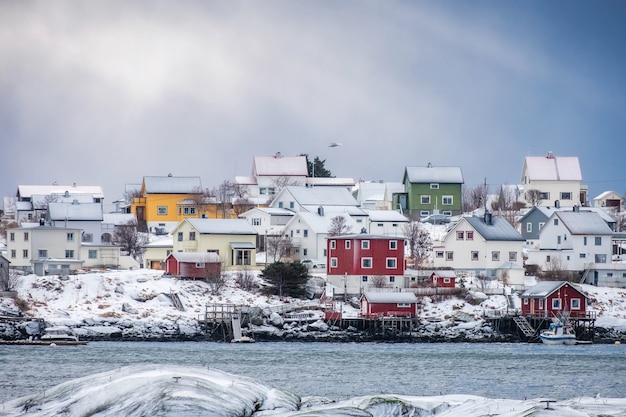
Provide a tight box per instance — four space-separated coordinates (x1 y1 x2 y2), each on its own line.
260 261 309 297
301 154 333 178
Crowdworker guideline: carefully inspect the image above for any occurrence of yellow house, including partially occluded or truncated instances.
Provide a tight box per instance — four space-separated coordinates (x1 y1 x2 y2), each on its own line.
131 175 205 234
171 218 257 270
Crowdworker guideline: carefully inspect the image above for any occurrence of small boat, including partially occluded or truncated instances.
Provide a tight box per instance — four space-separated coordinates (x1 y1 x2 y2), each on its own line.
230 336 255 343
39 326 88 345
539 321 577 345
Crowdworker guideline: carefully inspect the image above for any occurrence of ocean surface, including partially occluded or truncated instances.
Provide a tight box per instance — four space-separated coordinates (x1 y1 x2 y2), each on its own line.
1 341 625 404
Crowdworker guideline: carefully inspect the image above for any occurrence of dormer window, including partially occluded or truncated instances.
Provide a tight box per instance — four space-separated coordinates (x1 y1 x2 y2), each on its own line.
430 183 439 189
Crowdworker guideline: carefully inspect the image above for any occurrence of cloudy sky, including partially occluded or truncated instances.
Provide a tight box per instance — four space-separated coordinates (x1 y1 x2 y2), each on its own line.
1 1 625 209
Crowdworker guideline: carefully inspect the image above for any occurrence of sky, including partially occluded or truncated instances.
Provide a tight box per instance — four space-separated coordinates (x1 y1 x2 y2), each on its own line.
1 1 625 210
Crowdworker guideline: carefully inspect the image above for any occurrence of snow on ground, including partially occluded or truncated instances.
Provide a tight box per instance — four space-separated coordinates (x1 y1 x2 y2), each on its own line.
2 267 626 338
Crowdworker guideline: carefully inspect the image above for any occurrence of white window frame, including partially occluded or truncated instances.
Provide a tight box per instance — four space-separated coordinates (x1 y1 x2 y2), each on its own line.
330 240 336 249
361 257 373 268
361 240 370 250
421 195 431 204
157 206 168 215
389 240 397 250
386 258 397 268
330 258 338 268
430 183 439 189
442 195 453 205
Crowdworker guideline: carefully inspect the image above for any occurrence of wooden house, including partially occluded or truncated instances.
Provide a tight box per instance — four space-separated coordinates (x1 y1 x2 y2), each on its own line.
399 164 464 218
360 292 419 318
520 281 588 318
430 270 456 288
165 252 221 279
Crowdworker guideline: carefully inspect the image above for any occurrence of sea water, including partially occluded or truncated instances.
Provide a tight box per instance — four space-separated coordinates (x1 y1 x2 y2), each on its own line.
1 341 624 404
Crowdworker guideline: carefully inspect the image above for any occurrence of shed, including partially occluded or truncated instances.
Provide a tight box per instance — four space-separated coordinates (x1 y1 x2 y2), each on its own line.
520 281 588 318
360 292 419 318
430 270 457 288
165 252 221 279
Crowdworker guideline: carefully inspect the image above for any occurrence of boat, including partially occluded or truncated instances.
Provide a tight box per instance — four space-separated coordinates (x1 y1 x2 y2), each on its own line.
230 336 255 343
8 326 87 346
538 319 594 345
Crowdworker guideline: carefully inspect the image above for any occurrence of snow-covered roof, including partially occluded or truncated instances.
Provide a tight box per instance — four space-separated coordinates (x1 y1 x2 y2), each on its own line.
102 213 136 225
363 292 418 303
168 252 220 263
593 190 623 201
48 202 103 221
235 176 258 186
145 235 173 248
143 176 202 194
432 270 457 278
522 154 582 182
552 211 614 235
185 218 257 235
403 166 464 184
284 186 359 207
521 281 585 298
305 177 355 187
287 212 359 234
463 216 524 241
302 205 367 216
365 209 409 222
253 154 308 177
16 201 32 210
17 184 105 199
333 233 398 240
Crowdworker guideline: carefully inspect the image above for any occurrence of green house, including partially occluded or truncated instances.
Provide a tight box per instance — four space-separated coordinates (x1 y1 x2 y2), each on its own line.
400 165 464 218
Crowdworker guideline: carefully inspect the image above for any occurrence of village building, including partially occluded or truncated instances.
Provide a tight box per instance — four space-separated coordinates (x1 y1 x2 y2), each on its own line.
520 281 588 319
429 270 457 288
360 292 419 318
165 252 221 279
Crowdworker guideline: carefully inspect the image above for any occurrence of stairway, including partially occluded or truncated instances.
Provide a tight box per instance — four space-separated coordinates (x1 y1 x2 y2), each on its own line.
513 316 536 338
169 293 185 311
231 313 242 340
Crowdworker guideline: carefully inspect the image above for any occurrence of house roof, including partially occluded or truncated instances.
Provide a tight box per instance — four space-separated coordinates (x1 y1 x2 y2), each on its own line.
284 186 359 207
185 218 257 235
287 212 359 234
363 292 418 303
253 154 308 176
463 216 524 241
17 184 105 199
552 211 614 235
594 190 623 201
239 207 296 217
48 202 103 221
333 233 399 240
431 270 457 278
520 206 616 225
305 177 355 187
102 213 136 225
522 154 582 182
403 166 464 184
521 281 586 299
143 176 202 194
168 252 220 263
235 176 258 186
364 209 409 222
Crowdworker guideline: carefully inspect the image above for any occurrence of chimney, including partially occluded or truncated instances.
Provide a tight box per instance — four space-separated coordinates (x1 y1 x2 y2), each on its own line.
555 200 560 209
484 212 492 225
546 151 554 159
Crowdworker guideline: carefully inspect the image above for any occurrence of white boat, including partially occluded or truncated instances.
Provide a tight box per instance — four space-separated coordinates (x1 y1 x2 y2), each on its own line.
40 326 87 345
539 321 577 345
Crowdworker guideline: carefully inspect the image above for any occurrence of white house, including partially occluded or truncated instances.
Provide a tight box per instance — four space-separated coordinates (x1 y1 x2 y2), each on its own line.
432 213 525 287
525 208 614 273
593 190 623 213
364 209 409 237
238 207 295 251
269 185 362 214
47 201 104 244
520 151 587 208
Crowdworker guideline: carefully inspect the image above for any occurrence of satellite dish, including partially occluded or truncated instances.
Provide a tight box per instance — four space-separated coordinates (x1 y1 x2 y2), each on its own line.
328 142 342 147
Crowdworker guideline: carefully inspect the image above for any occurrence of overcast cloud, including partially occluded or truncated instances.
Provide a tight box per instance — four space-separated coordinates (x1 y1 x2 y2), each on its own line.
1 1 625 209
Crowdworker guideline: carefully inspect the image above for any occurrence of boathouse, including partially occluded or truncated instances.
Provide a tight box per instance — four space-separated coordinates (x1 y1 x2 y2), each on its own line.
520 281 588 318
430 270 457 288
360 292 419 318
165 252 221 279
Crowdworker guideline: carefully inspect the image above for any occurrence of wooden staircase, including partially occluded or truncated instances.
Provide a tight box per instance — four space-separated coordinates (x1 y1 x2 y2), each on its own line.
513 316 537 338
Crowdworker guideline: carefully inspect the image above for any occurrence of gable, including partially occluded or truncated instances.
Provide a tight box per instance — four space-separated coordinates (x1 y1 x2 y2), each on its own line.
143 176 202 194
253 154 308 176
463 216 524 241
522 155 582 182
403 166 464 184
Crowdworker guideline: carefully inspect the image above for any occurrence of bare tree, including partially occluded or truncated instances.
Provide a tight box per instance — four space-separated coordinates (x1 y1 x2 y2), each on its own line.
112 219 148 261
542 255 567 281
235 267 257 292
525 189 544 207
0 219 19 240
403 220 432 266
615 212 626 232
124 188 142 205
369 275 387 288
491 185 523 228
233 197 255 217
206 263 227 295
267 234 293 262
185 186 217 218
214 180 240 219
0 268 19 292
462 183 488 213
328 215 352 236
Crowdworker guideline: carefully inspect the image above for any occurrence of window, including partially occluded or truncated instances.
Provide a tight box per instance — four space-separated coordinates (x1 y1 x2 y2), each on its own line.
235 250 251 265
65 250 74 259
303 249 308 256
252 218 261 226
268 188 276 195
538 222 545 230
420 210 429 217
11 249 16 258
38 249 48 258
509 252 517 262
492 251 500 261
595 254 607 263
557 236 561 245
466 231 473 240
189 232 196 241
456 231 464 240
23 249 28 258
471 251 479 261
442 195 453 205
9 232 14 242
571 299 581 310
389 240 397 250
523 298 528 305
552 298 561 310
421 195 431 204
583 236 587 246
330 240 336 249
560 192 572 200
345 241 351 249
88 250 97 259
259 188 267 195
430 183 439 189
362 258 373 268
64 232 73 241
361 240 370 249
303 229 308 238
526 223 532 233
389 276 395 283
177 232 183 241
554 218 559 226
278 202 284 208
386 258 397 268
446 251 453 261
397 303 410 308
579 253 586 259
157 206 168 215
362 276 368 282
24 232 29 242
539 299 544 309
595 237 602 246
443 278 451 284
183 207 196 215
539 192 550 200
289 201 294 209
330 258 338 268
436 251 444 258
443 211 452 216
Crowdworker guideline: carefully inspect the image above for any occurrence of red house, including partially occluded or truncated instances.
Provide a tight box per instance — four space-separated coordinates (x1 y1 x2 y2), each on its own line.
520 281 588 318
326 234 406 296
165 252 221 279
360 292 419 318
430 270 457 288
